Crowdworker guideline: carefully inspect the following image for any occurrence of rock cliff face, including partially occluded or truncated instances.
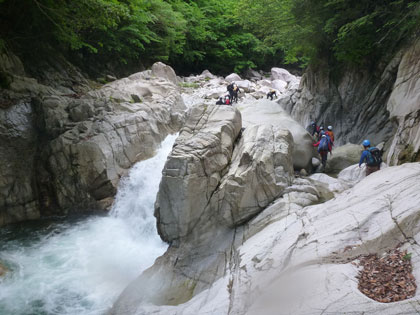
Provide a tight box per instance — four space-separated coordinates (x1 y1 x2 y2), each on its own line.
278 39 420 165
0 57 186 225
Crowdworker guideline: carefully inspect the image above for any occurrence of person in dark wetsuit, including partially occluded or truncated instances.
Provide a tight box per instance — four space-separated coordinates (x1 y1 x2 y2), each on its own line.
267 90 277 100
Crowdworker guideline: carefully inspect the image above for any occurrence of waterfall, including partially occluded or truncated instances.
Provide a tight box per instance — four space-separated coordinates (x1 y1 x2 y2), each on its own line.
0 135 177 315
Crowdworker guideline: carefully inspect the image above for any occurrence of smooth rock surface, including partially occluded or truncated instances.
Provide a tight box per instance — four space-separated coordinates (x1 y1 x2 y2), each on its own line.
112 163 420 315
225 73 242 82
238 99 317 170
155 105 242 243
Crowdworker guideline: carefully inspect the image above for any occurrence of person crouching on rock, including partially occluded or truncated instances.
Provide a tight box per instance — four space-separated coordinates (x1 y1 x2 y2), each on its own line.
267 90 277 100
224 95 231 105
216 97 224 105
313 133 332 169
359 139 382 176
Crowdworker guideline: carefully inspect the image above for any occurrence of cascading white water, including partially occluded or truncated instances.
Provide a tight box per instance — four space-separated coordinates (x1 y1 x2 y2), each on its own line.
0 134 177 315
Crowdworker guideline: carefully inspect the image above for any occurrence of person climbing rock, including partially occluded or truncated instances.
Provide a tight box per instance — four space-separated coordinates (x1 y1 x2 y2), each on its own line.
308 121 320 137
326 125 335 143
359 139 382 176
216 97 224 105
267 90 277 100
313 134 332 169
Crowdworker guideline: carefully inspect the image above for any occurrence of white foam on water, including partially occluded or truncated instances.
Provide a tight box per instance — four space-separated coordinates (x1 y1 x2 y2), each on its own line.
0 134 177 315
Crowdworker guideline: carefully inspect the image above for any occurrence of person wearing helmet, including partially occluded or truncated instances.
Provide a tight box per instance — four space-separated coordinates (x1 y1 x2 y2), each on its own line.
326 125 335 143
308 121 320 137
267 89 277 100
359 139 382 176
313 134 332 169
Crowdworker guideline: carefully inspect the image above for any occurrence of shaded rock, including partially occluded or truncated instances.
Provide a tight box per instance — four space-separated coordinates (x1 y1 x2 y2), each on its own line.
106 74 117 82
1 63 187 225
325 143 361 174
386 40 420 165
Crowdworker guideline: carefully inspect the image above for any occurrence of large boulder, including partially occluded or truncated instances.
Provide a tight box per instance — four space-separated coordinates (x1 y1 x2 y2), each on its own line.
271 79 287 93
235 80 253 92
151 62 179 85
271 67 295 83
225 73 241 82
324 143 362 174
213 125 294 227
239 99 317 170
155 105 242 243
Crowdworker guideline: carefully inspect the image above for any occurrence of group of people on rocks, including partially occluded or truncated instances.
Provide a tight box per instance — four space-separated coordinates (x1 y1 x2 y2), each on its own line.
216 83 279 105
310 121 382 176
216 82 240 105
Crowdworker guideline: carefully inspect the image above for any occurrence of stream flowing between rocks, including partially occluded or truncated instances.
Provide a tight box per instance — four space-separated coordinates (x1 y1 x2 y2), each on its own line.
0 135 177 315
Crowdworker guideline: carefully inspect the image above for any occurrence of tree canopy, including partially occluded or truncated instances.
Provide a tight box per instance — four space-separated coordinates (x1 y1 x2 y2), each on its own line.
0 0 419 75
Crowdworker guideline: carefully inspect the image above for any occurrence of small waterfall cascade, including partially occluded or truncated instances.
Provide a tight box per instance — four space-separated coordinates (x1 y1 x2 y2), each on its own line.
0 135 177 315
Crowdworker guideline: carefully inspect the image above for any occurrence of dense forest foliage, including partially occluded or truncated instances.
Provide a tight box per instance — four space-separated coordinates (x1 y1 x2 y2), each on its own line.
0 0 419 76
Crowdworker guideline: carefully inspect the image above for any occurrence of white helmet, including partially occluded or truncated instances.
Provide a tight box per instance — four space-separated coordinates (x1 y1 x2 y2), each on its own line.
327 125 332 131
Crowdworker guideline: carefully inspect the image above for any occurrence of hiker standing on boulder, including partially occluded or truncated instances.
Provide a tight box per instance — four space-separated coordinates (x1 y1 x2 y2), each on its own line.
227 82 235 103
232 84 240 103
359 140 382 176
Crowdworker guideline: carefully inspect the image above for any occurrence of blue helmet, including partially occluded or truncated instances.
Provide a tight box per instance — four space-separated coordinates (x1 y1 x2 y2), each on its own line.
362 139 370 147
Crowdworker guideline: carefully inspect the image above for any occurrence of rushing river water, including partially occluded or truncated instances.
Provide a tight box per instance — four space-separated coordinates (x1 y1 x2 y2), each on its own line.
0 135 177 315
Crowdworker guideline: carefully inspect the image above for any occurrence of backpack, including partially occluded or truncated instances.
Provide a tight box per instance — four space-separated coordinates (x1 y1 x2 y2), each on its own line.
366 147 382 166
318 137 329 152
225 98 230 105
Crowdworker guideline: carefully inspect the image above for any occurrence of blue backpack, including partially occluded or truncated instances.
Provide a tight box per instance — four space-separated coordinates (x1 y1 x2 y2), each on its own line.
366 147 382 166
318 136 330 152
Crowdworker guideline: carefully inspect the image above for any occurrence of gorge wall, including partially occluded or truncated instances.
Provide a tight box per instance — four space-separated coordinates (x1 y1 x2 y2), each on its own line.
0 53 186 226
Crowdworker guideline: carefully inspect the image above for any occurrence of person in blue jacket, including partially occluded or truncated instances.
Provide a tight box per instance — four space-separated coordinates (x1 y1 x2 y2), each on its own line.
359 139 382 176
